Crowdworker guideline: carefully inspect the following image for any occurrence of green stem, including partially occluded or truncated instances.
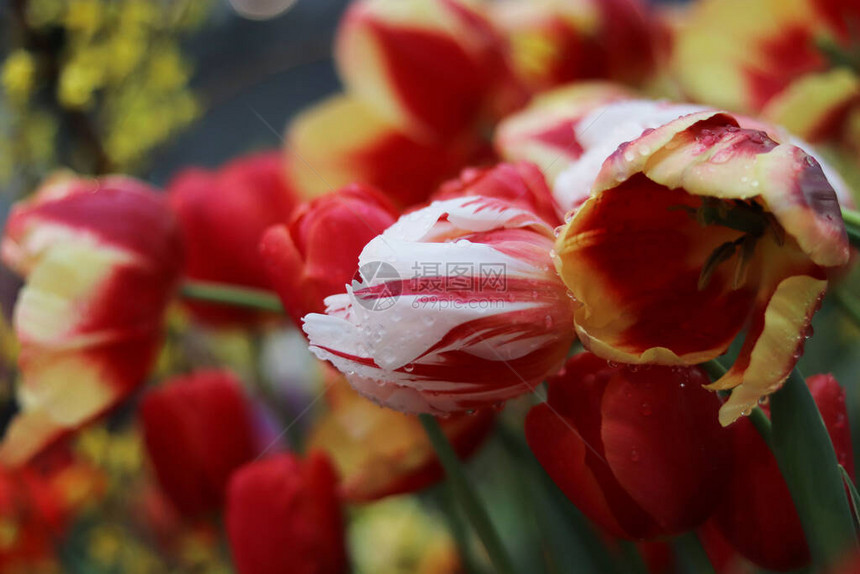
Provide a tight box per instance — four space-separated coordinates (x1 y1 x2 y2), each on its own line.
419 415 517 574
180 281 283 313
833 288 860 329
843 208 860 249
769 368 858 566
673 533 715 574
840 465 860 532
440 484 481 574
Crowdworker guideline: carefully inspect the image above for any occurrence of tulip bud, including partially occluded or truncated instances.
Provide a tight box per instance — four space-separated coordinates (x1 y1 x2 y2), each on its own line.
710 373 854 572
335 0 520 142
167 151 298 326
260 183 398 327
308 371 494 502
432 161 561 226
490 0 656 93
140 370 261 519
0 175 182 466
525 353 731 539
226 452 346 574
286 94 487 208
304 195 576 415
554 110 850 424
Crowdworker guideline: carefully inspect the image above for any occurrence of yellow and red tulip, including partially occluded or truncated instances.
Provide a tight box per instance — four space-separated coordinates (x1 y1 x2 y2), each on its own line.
307 371 494 502
554 111 850 425
286 94 487 208
490 0 657 94
494 81 635 186
167 151 298 326
335 0 522 143
526 352 731 539
304 193 575 415
0 175 182 466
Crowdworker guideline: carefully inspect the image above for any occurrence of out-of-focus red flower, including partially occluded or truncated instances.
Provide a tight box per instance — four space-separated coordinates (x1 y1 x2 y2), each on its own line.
0 174 182 466
308 371 494 502
526 352 731 539
490 0 657 93
226 452 346 574
140 370 260 519
431 161 561 226
285 94 489 208
260 183 398 327
709 373 853 572
0 469 64 569
335 0 522 143
304 195 575 415
554 111 850 424
167 151 298 326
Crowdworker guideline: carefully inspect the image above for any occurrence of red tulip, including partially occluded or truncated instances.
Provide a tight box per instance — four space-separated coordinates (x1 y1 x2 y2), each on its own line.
260 183 398 327
526 352 731 539
168 151 298 325
709 373 854 572
226 452 346 574
140 370 261 519
0 174 182 466
431 161 562 226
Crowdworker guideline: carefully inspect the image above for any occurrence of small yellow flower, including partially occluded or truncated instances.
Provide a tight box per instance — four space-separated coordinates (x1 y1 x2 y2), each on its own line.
1 50 37 102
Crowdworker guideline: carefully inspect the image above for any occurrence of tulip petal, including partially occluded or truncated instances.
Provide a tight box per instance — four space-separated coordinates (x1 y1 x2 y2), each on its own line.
601 365 730 533
287 95 481 207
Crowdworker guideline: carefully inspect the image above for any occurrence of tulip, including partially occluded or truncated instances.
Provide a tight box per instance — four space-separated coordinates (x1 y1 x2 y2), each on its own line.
490 0 656 93
286 94 487 207
0 175 182 465
525 352 731 539
709 373 853 571
335 0 521 142
167 151 298 326
554 111 850 424
494 82 636 186
308 371 494 502
431 161 561 226
671 0 855 115
500 94 855 217
140 370 261 518
304 195 576 415
259 183 398 327
226 452 346 574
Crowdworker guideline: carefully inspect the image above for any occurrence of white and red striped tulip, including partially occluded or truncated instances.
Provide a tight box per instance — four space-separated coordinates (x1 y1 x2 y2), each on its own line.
0 175 182 465
303 195 575 415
